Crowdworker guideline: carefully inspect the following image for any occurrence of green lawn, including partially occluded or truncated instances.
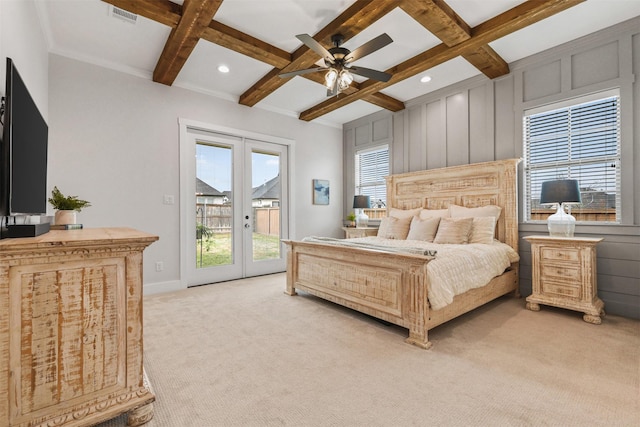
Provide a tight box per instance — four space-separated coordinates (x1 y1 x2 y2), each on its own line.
196 232 280 268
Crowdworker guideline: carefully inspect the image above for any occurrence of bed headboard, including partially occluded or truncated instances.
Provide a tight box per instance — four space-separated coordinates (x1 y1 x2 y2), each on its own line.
385 159 521 252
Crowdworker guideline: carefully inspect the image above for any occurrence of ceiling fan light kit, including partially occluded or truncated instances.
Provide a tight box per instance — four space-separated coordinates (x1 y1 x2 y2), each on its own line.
279 32 393 96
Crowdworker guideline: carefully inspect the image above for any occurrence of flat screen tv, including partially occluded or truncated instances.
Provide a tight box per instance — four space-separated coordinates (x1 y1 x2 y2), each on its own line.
0 57 48 217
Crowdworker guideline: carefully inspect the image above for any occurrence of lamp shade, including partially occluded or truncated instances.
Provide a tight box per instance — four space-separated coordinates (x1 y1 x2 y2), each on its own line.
540 179 582 205
353 195 371 209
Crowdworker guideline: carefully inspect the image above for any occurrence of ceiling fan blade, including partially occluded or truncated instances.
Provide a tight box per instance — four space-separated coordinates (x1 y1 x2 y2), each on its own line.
278 67 326 79
345 33 393 63
296 34 335 64
349 66 392 82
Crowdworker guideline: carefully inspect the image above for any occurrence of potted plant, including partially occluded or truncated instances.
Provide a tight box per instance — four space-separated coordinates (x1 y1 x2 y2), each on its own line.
346 212 356 227
48 186 91 225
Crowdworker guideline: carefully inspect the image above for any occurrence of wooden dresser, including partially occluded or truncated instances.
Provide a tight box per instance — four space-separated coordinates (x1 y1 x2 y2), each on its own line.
524 235 604 324
0 228 158 427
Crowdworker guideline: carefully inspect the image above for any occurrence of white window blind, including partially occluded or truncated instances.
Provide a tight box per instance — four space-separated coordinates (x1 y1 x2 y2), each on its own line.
523 91 621 223
355 145 389 206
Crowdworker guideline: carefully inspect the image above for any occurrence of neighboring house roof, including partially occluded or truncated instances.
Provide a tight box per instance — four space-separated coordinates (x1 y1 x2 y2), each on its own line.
196 178 224 196
252 175 279 200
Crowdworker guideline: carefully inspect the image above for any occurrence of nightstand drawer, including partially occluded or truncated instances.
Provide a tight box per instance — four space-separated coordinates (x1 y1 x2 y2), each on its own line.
541 247 580 263
541 263 581 282
542 280 581 299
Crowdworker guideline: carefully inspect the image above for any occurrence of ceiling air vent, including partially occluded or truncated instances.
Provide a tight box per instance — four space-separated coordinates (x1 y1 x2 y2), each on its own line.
110 6 138 24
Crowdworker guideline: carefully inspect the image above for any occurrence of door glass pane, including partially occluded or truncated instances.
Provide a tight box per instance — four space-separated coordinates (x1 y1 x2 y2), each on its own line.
251 150 280 261
196 143 233 268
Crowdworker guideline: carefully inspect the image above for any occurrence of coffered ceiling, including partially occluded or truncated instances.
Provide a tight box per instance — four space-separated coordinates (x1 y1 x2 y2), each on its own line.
37 0 640 127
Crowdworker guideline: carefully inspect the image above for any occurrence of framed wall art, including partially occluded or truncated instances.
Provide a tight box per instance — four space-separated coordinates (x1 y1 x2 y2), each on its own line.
313 179 329 205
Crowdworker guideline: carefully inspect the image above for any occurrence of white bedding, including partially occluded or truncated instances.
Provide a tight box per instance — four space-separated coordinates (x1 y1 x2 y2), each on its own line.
343 237 519 310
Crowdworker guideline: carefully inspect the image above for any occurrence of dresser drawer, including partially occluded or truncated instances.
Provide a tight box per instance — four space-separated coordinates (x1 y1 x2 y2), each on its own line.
540 263 581 282
542 279 581 299
541 246 580 263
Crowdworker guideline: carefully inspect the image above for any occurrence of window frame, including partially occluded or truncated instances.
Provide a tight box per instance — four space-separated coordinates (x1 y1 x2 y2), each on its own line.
354 144 389 213
522 89 621 225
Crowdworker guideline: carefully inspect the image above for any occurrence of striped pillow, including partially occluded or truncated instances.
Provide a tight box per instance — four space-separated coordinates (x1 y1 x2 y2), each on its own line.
406 216 441 242
378 216 412 240
433 217 474 244
469 217 496 244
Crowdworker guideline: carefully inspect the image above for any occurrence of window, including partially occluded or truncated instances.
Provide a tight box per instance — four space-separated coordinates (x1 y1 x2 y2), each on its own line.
355 145 389 209
523 90 621 223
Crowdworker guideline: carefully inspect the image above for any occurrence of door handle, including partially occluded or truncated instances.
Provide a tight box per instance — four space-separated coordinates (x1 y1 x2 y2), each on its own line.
244 223 251 229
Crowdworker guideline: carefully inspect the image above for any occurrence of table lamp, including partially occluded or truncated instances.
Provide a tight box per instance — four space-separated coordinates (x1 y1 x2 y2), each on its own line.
539 179 582 237
353 195 371 228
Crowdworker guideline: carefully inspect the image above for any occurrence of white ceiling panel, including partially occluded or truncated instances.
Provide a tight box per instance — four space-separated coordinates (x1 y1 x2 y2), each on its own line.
174 41 273 100
36 0 640 128
381 57 481 101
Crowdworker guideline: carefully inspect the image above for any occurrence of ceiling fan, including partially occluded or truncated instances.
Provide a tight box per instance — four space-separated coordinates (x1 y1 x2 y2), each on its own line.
279 33 393 96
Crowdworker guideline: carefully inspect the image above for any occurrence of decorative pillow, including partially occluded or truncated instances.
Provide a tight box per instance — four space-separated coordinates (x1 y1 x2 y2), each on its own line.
433 217 474 244
469 217 496 244
389 207 421 219
419 208 450 219
449 204 502 222
378 216 412 240
406 216 441 242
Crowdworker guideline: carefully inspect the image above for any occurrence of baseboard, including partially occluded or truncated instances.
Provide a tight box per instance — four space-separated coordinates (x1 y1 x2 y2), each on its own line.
143 280 185 295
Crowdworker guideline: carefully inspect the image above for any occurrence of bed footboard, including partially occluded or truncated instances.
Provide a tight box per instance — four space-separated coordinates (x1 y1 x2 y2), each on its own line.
283 240 433 349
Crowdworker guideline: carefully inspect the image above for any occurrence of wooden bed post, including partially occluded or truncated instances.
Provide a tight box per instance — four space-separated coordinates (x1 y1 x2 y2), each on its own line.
404 265 432 349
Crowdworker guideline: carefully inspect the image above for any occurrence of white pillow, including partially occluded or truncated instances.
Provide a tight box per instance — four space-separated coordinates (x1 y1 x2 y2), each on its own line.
389 207 421 219
378 216 412 240
406 216 441 242
449 204 502 242
449 204 502 222
433 217 474 244
469 217 496 244
419 208 450 219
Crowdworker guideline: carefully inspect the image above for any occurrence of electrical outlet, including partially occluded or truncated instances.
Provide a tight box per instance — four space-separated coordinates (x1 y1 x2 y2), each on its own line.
163 195 175 205
155 261 163 272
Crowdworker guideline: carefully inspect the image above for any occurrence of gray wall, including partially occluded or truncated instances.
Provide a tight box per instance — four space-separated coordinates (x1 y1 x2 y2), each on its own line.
344 17 640 319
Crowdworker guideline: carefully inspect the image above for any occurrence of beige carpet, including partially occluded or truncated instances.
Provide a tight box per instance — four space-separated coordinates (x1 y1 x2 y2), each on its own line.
99 273 639 426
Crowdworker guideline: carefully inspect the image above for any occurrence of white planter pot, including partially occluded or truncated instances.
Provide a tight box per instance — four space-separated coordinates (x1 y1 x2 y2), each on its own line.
55 210 77 225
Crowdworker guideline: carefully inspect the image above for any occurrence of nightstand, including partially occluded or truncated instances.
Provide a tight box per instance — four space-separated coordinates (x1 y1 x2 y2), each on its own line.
342 227 378 239
524 235 605 324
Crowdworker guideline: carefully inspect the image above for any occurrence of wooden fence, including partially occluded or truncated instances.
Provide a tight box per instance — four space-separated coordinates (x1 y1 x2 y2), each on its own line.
531 208 616 222
196 204 279 236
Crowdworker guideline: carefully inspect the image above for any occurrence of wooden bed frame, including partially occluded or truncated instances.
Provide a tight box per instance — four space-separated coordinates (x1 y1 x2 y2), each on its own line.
283 159 521 349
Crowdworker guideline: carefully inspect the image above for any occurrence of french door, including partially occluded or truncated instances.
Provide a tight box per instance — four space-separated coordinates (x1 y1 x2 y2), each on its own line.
181 124 289 287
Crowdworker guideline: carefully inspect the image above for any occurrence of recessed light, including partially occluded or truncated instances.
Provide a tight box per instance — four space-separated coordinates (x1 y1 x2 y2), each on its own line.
218 65 230 73
420 75 432 83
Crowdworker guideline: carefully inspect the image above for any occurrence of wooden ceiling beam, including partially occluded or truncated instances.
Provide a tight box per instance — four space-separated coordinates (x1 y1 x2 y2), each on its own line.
104 0 405 114
102 0 182 27
400 0 471 46
299 0 584 121
401 0 509 80
201 21 291 69
239 0 399 108
462 45 509 79
302 73 405 112
103 0 292 71
153 0 223 86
